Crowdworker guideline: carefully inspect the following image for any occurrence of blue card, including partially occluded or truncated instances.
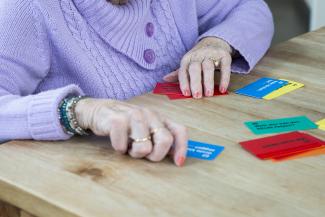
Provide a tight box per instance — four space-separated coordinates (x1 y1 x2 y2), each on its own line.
187 140 224 161
235 78 289 99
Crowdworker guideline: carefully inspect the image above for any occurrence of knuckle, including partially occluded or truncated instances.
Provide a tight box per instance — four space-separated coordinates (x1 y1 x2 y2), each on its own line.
225 55 232 63
109 114 128 127
142 108 156 118
130 108 144 122
190 52 199 60
158 133 174 147
176 125 188 137
134 143 152 156
181 54 191 65
217 49 227 56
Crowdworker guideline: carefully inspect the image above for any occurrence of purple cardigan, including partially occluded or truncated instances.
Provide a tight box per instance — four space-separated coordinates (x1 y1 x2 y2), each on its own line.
0 0 274 141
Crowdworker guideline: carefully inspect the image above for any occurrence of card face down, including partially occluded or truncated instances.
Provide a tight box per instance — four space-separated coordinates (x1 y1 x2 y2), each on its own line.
167 87 227 100
187 140 224 161
244 116 318 135
153 82 228 100
153 82 183 95
239 132 325 159
235 78 288 99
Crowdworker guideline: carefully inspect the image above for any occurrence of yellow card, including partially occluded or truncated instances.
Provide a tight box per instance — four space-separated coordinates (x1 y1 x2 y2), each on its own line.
319 125 325 131
316 119 325 126
316 119 325 131
263 79 304 100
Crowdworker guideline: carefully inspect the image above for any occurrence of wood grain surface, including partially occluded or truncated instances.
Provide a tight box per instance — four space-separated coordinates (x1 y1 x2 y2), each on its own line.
0 28 325 217
0 201 35 217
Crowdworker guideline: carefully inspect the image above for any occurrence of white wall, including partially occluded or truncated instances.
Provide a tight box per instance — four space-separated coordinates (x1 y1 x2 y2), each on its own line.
304 0 325 30
305 0 313 7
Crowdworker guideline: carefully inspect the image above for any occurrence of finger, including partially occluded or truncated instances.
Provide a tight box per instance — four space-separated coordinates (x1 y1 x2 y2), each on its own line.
109 115 129 154
179 56 191 96
144 111 173 162
188 61 203 99
219 55 232 93
164 119 188 167
202 58 216 97
128 109 153 158
163 70 179 83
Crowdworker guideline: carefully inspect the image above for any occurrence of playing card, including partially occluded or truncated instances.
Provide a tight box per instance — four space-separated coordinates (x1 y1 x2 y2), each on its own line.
239 132 325 159
187 140 224 161
235 78 288 99
244 116 318 135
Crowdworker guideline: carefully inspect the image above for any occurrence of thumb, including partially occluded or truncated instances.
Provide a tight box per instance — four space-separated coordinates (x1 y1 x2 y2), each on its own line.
163 70 179 82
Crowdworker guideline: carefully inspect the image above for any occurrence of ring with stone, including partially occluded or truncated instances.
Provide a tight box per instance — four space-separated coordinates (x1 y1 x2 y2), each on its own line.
209 58 220 68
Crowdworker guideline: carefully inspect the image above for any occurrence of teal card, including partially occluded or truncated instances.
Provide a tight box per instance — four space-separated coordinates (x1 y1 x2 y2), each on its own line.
245 116 318 135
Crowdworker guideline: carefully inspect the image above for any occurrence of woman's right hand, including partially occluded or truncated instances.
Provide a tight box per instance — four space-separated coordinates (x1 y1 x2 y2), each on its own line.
74 98 188 166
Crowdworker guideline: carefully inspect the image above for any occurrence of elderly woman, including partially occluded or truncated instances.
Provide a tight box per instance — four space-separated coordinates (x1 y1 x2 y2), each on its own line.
0 0 273 166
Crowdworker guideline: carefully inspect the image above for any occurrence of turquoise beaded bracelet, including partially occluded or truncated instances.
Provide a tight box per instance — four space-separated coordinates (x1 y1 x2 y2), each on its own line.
58 96 89 136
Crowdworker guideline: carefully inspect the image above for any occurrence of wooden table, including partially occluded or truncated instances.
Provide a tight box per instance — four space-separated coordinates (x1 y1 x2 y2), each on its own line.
1 28 325 217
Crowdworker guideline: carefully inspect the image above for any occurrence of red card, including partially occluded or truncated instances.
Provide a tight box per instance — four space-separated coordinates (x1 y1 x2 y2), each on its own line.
272 146 325 160
167 94 191 100
257 143 324 159
272 146 325 161
258 145 323 160
153 83 183 95
153 82 228 100
239 132 325 160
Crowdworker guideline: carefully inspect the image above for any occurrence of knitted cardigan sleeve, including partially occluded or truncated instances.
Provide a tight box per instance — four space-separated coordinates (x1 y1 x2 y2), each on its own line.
196 0 274 73
0 0 83 141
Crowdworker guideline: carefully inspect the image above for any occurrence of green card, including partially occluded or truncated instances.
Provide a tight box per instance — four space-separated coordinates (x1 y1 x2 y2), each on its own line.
245 116 318 135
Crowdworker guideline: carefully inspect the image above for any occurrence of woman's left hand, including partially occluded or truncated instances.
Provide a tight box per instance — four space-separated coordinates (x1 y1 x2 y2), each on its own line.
163 37 233 99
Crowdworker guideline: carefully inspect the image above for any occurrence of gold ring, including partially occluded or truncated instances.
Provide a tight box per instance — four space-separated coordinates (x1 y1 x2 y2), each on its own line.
209 58 220 68
132 136 152 143
150 127 165 134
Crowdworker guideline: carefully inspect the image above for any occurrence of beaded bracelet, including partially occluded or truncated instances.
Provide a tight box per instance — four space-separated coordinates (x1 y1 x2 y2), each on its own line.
58 96 89 136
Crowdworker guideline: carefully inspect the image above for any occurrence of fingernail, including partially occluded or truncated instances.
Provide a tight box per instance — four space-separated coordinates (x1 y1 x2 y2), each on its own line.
205 90 210 96
177 156 186 167
184 89 190 96
194 92 201 98
221 88 226 94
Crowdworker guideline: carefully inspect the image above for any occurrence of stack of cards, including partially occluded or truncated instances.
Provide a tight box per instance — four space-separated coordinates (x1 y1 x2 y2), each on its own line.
235 77 304 100
316 119 325 131
187 140 224 161
239 132 325 162
263 79 304 100
244 116 318 135
153 82 228 100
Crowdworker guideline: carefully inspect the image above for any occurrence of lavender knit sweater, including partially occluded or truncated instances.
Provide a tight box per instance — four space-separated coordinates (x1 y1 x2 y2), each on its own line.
0 0 274 141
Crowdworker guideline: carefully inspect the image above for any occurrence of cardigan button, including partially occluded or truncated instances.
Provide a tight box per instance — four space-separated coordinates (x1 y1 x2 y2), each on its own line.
144 49 156 64
145 22 154 37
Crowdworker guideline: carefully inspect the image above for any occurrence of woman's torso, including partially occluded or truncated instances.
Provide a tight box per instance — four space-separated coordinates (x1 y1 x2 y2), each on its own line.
35 0 188 100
